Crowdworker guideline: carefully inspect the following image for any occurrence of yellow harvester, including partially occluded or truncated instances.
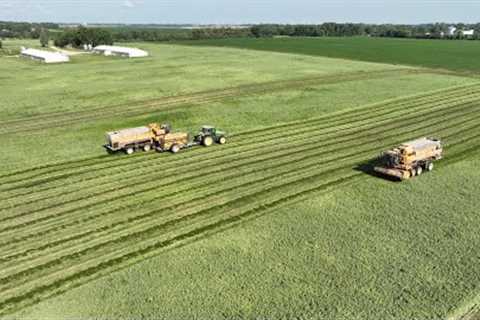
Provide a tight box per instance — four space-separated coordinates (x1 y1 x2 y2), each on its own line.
374 137 443 180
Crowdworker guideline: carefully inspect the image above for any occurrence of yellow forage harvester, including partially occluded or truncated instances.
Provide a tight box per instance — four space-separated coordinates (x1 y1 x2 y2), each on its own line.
374 137 443 180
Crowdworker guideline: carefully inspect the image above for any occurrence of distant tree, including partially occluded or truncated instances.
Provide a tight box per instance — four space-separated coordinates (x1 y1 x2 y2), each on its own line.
53 27 113 48
39 28 49 47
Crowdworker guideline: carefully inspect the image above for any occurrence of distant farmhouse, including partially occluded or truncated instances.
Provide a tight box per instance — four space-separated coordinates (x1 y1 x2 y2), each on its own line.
92 45 149 58
20 48 70 64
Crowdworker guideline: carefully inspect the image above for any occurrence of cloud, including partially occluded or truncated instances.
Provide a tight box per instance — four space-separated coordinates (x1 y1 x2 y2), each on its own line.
0 1 13 8
122 0 135 8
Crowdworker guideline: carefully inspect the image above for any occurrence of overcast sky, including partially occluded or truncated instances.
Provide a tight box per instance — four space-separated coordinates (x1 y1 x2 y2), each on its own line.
0 0 479 24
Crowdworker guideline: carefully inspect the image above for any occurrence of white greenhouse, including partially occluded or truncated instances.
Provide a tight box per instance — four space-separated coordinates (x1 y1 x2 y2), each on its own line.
20 48 70 64
93 45 149 58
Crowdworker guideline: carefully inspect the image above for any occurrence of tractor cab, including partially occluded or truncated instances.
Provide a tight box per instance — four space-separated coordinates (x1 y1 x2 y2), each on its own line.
201 125 216 136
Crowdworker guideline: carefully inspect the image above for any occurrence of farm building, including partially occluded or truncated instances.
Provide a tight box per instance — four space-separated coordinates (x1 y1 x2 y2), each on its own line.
93 45 149 58
20 48 70 64
461 29 475 37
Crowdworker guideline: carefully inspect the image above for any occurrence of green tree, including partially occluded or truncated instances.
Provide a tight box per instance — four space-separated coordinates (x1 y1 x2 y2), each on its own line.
39 28 49 47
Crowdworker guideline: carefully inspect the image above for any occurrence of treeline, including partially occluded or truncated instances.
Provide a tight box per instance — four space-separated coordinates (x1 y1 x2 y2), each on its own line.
7 21 480 46
107 23 480 42
0 21 59 38
54 26 114 47
110 27 251 41
250 23 480 39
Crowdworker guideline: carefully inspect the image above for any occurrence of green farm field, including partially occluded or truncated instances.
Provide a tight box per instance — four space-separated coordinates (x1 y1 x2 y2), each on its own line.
179 36 480 74
0 38 479 319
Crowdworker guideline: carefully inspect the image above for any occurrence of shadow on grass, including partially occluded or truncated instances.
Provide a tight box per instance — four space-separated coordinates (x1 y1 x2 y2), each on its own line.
354 157 401 182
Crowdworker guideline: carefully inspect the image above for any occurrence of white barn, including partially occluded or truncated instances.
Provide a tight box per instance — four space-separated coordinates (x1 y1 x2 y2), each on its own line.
93 45 149 58
20 48 70 64
462 29 475 37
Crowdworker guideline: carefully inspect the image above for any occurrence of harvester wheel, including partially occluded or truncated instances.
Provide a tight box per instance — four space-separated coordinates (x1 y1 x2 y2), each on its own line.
218 136 227 145
203 136 214 147
416 166 423 176
126 147 134 155
426 162 434 171
143 144 151 152
171 144 181 154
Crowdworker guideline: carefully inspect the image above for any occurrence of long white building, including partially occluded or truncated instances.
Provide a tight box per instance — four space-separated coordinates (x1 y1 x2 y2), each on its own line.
93 45 149 58
20 48 70 64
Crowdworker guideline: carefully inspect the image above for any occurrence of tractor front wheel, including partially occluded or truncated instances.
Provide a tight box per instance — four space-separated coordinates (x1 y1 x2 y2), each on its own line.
203 136 214 147
126 147 134 155
218 136 227 145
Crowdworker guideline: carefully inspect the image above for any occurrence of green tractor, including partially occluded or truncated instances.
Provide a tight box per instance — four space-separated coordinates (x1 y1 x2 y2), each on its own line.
194 126 227 147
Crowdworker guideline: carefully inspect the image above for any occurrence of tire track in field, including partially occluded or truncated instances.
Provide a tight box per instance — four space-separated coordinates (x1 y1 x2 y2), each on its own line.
0 68 436 135
0 90 478 316
1 81 479 194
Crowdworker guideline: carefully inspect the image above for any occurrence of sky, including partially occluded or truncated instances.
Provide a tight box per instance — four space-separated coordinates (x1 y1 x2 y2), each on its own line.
0 0 479 24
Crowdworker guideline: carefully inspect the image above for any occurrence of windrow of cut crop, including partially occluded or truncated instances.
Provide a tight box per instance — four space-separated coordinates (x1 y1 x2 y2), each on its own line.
0 80 477 187
3 95 478 238
2 90 479 222
1 82 479 197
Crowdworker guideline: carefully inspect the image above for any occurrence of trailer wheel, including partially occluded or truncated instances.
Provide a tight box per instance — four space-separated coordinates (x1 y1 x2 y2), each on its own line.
171 144 181 154
218 136 227 145
203 136 214 147
410 169 416 178
426 162 434 171
416 166 423 176
143 144 151 152
126 147 134 155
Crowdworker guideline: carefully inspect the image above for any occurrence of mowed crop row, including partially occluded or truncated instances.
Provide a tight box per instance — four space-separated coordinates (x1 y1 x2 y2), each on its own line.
0 68 434 135
1 89 480 219
1 80 479 189
0 85 479 315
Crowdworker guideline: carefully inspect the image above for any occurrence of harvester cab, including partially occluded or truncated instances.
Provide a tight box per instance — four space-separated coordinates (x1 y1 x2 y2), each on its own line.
149 123 171 136
194 125 227 146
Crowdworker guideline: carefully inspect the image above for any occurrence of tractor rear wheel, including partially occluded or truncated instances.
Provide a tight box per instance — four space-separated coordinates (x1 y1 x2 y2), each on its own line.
203 136 214 147
143 144 151 152
218 136 227 145
171 144 181 154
